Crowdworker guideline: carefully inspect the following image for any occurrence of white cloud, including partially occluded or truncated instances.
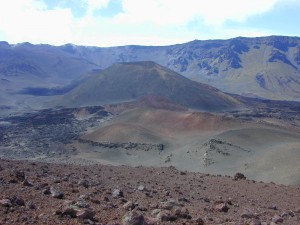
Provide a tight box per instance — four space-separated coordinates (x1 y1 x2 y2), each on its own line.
115 0 283 26
84 0 110 15
0 0 297 46
0 0 75 44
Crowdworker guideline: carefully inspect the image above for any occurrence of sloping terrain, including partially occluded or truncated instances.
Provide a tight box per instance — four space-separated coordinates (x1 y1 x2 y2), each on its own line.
57 61 240 111
2 36 300 108
65 36 299 101
0 42 101 114
0 159 299 225
79 104 300 185
0 42 99 88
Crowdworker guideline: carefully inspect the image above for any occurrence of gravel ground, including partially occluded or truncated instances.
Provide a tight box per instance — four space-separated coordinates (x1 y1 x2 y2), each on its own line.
0 159 299 225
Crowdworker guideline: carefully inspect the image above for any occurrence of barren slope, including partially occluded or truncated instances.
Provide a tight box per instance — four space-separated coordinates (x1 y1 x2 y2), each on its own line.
57 61 240 111
79 107 300 185
1 159 299 225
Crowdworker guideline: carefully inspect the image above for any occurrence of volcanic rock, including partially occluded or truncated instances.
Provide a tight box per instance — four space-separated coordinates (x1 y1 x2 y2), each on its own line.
0 199 12 207
122 211 147 225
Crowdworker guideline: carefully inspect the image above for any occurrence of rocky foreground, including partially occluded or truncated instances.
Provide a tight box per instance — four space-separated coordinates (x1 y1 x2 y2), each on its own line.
0 159 299 225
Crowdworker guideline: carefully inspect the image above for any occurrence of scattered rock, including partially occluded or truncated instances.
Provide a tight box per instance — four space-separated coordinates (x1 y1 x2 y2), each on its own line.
268 204 278 210
123 201 135 211
76 208 96 220
159 199 180 210
241 209 256 218
136 205 148 211
78 179 90 188
272 215 284 223
137 185 145 191
43 188 51 195
157 210 174 222
50 187 64 199
0 199 12 207
74 200 90 208
123 211 147 225
27 201 37 210
61 206 78 218
281 210 295 217
11 196 25 206
233 172 246 180
173 207 191 219
178 197 190 203
23 178 33 186
195 217 205 225
14 170 26 181
249 219 262 225
214 202 229 212
112 189 124 198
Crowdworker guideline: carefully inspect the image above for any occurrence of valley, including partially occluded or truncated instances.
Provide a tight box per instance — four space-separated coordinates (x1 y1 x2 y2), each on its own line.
1 96 300 185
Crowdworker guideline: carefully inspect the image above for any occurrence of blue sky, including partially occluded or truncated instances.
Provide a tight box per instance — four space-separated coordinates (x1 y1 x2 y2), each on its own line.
0 0 299 47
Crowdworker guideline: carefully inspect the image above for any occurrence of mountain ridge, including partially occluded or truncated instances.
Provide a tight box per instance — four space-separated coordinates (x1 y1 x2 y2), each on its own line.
1 35 300 113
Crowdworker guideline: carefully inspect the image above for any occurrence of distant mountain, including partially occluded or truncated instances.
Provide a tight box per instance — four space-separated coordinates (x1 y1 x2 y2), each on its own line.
57 61 240 111
45 36 300 101
1 36 300 104
0 41 100 93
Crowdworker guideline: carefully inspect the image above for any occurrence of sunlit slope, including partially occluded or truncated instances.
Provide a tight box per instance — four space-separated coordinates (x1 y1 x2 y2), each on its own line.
59 61 240 111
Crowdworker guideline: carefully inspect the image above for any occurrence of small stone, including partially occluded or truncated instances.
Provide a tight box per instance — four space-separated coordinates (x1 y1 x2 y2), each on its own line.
14 170 25 181
136 205 148 211
214 203 229 212
144 216 158 224
149 203 158 209
62 206 78 218
0 199 12 207
76 208 96 220
280 210 295 217
178 197 190 203
23 178 33 187
91 199 100 204
43 188 51 195
83 219 94 224
241 209 256 218
159 199 179 210
272 215 283 223
123 211 147 225
268 204 277 210
112 189 124 198
249 220 261 225
50 187 64 199
11 196 25 206
195 217 205 225
233 172 246 180
74 200 90 208
28 201 36 210
137 185 145 191
123 201 135 211
173 207 191 219
78 179 90 188
151 209 161 217
157 210 173 222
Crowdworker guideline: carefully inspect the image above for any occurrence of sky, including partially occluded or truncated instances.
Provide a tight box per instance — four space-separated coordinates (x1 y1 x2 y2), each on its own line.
0 0 300 47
